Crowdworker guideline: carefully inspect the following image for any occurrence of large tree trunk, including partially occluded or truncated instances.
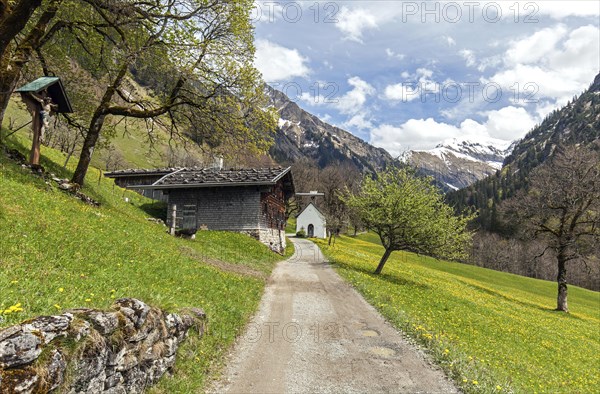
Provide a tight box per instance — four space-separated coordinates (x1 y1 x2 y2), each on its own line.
71 113 105 185
0 1 42 55
374 248 393 274
0 70 20 129
0 0 62 128
71 59 130 185
556 252 568 312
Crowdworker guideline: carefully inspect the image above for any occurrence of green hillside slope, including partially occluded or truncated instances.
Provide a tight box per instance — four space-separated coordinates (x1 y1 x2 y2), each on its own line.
0 133 290 391
1 97 206 171
317 235 600 394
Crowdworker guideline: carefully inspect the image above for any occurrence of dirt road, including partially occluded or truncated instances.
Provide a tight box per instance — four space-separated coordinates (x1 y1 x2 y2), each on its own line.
211 237 457 393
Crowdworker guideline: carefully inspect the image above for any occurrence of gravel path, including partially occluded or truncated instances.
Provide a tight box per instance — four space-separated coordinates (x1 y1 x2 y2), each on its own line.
211 237 458 394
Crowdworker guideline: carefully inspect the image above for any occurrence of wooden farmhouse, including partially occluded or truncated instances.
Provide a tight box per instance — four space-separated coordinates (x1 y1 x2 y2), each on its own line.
296 202 327 238
105 167 294 253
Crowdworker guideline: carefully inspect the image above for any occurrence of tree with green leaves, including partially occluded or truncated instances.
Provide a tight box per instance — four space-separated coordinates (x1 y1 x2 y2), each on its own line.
11 0 274 184
344 167 473 274
50 0 276 185
502 144 600 312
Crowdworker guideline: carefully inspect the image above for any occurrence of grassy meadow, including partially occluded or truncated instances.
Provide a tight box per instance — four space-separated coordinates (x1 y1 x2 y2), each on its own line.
0 132 291 392
316 235 600 394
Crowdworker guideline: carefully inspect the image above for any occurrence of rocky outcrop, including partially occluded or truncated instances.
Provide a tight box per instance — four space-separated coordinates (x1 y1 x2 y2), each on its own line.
0 298 205 393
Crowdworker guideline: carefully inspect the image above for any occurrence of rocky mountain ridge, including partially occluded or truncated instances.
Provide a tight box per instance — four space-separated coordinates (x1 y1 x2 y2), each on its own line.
404 138 514 190
267 85 516 189
266 86 394 173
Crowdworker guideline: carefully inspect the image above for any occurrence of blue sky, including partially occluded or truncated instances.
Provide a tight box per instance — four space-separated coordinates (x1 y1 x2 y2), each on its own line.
252 1 600 154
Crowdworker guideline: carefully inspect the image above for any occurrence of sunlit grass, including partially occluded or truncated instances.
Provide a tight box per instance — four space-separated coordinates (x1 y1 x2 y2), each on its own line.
316 235 600 394
286 216 297 234
0 132 289 391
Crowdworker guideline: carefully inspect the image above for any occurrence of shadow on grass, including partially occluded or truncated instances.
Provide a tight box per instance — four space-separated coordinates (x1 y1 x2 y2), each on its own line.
3 136 72 179
537 306 586 320
449 276 588 319
332 258 431 290
138 201 167 221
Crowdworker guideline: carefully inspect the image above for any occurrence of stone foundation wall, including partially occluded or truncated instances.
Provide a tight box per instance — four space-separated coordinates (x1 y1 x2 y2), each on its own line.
240 229 286 254
260 229 286 254
0 298 205 394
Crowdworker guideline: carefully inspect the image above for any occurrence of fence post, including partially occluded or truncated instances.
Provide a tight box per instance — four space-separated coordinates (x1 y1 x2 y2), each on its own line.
170 204 177 236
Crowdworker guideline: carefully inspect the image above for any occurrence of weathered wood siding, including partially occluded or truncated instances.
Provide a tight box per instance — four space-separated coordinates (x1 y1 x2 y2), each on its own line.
166 186 262 231
111 175 167 202
259 181 287 231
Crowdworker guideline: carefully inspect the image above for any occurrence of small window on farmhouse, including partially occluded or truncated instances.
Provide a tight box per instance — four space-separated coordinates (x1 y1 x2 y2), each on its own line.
263 203 268 214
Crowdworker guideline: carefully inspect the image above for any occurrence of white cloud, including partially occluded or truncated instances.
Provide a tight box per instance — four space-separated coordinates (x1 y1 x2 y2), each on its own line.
299 91 320 106
535 1 600 18
444 35 456 47
416 68 433 78
553 25 600 70
370 119 473 155
472 1 599 21
488 24 599 104
298 82 335 106
343 113 373 130
384 83 420 101
254 39 310 82
253 0 599 153
336 7 378 43
477 55 503 72
505 25 567 65
481 106 538 140
460 49 477 67
385 48 405 60
383 68 439 102
370 106 538 155
333 76 375 114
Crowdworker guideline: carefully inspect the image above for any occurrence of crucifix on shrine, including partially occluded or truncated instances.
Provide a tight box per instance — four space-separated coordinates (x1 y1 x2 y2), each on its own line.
15 77 73 166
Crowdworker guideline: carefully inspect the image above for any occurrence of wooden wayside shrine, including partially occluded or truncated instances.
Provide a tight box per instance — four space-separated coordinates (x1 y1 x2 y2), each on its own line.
15 76 73 166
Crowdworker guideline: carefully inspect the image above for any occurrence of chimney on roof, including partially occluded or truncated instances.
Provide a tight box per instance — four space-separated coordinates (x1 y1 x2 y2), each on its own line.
212 155 223 170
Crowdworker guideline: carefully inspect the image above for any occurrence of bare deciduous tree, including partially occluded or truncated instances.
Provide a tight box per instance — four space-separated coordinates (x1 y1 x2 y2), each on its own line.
502 144 600 312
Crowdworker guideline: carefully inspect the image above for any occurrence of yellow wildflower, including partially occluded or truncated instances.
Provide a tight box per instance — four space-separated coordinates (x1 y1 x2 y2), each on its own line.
3 303 24 314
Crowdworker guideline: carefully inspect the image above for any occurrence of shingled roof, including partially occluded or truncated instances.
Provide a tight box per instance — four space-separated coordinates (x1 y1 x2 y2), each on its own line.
105 168 178 177
106 167 293 189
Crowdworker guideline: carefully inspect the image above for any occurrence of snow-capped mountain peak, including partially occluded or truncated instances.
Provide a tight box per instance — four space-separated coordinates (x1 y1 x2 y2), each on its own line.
406 137 515 191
